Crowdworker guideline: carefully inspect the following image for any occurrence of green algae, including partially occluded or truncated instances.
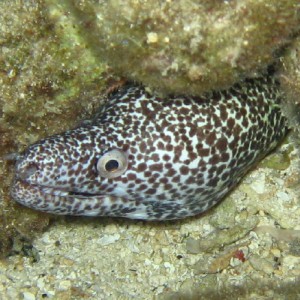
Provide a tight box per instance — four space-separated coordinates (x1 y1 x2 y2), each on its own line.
260 143 292 170
0 1 106 147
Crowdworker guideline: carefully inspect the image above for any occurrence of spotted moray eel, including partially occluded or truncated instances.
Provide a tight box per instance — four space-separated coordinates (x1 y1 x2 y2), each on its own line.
11 75 288 220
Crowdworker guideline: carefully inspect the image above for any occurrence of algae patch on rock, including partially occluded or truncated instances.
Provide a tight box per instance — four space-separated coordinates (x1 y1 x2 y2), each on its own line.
53 0 300 95
280 36 300 132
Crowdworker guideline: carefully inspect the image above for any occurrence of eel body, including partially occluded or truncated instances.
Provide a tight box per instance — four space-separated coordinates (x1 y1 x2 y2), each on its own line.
11 76 288 220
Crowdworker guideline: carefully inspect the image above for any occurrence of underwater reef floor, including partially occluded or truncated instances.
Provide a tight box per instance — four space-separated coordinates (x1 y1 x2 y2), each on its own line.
1 136 300 299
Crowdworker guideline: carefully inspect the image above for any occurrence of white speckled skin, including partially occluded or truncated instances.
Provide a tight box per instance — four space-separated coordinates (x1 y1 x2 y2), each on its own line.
11 76 288 220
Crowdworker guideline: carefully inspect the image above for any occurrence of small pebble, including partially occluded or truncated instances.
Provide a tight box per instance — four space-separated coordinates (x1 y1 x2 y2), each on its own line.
23 291 36 300
98 233 120 246
147 32 158 43
57 280 72 291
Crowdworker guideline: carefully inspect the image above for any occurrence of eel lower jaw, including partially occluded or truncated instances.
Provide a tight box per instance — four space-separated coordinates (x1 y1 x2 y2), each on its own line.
10 179 152 219
10 178 114 216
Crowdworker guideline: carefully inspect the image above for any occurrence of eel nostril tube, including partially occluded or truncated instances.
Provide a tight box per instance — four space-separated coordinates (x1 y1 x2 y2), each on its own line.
2 152 23 161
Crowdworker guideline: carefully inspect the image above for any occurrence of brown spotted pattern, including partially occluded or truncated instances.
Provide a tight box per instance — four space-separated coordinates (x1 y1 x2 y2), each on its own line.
11 75 288 220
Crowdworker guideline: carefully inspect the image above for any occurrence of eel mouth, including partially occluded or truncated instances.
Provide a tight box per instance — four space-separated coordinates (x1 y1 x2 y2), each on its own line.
10 178 147 219
10 178 110 216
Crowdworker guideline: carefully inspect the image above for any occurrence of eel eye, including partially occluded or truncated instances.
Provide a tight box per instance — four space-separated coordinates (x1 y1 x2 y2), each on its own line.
97 149 128 178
